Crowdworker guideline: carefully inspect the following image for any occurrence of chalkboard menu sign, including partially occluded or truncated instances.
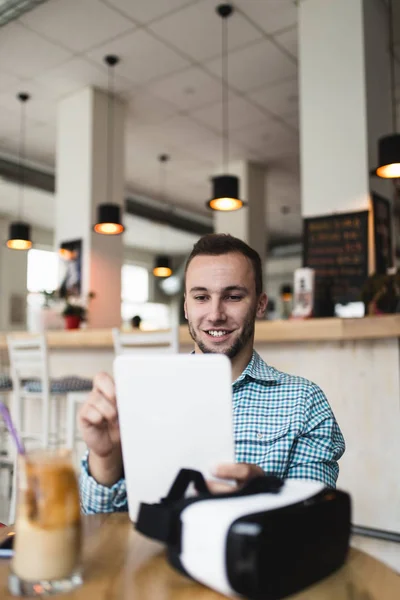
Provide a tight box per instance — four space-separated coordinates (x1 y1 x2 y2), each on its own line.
303 211 369 312
372 193 393 274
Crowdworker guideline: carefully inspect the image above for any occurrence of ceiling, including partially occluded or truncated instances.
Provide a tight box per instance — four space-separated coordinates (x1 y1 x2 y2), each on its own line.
0 0 398 253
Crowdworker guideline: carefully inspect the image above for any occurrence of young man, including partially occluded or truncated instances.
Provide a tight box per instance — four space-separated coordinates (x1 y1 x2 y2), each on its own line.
79 234 345 513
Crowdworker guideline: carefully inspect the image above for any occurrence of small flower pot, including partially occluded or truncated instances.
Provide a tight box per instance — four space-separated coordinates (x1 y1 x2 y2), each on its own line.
64 315 81 330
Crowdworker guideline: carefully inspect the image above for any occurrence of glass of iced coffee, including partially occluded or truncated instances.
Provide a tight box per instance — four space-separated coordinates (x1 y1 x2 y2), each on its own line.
8 448 82 596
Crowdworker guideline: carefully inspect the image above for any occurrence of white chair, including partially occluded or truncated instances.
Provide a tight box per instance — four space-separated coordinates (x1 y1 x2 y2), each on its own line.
7 335 53 449
7 335 91 449
6 335 92 522
65 392 88 451
112 327 179 356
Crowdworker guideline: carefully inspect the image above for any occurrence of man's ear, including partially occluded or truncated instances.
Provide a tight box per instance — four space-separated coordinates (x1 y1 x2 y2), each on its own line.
183 295 188 320
256 292 268 318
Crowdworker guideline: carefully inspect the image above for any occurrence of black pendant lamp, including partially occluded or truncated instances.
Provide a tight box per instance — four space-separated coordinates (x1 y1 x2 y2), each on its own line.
207 4 243 212
7 93 32 250
153 255 172 278
153 155 173 277
94 55 125 235
371 0 400 179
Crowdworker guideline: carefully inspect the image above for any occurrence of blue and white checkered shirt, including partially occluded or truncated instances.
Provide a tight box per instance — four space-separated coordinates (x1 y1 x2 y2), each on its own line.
80 351 345 513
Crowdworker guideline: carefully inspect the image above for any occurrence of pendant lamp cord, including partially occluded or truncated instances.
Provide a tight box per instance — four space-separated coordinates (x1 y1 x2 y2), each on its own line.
158 154 170 246
389 0 396 133
18 94 28 221
107 63 115 205
221 14 229 172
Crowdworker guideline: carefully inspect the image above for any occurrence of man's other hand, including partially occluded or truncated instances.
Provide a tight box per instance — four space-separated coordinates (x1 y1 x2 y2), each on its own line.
207 463 265 494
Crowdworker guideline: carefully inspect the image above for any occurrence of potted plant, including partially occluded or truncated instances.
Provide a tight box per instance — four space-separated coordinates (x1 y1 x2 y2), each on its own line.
361 270 400 315
62 302 86 330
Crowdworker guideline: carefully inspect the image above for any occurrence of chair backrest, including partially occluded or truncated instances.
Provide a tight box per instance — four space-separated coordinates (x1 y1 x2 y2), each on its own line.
7 335 50 396
112 328 179 356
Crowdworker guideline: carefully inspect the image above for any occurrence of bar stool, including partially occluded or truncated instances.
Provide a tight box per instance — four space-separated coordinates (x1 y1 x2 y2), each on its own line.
111 327 179 356
7 335 92 448
0 377 14 507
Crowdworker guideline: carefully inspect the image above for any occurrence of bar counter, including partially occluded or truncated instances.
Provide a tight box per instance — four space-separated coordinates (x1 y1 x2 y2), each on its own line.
1 315 399 537
1 314 400 348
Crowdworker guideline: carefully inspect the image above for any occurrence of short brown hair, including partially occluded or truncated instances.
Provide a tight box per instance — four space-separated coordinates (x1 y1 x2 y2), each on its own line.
184 233 263 296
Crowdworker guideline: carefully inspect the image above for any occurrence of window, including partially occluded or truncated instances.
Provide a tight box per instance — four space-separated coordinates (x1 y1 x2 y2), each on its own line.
26 249 59 332
27 249 58 293
121 264 149 304
121 264 170 330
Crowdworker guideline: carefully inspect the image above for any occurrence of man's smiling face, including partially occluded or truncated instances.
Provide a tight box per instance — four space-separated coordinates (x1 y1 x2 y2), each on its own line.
184 252 267 360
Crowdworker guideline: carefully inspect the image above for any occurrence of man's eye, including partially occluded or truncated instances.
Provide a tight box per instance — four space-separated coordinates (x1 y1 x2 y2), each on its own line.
227 295 242 301
194 295 207 301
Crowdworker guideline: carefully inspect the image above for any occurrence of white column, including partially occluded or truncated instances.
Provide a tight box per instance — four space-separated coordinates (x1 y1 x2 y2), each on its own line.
214 161 267 288
55 87 125 328
299 0 392 218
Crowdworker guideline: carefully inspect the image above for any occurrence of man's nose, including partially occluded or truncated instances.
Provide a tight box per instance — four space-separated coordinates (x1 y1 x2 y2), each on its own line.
208 299 226 322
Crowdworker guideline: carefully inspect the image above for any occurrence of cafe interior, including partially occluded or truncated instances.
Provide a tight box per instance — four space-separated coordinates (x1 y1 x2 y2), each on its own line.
0 0 400 598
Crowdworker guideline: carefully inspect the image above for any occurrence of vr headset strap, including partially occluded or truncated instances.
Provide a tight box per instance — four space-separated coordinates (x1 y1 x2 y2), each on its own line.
136 469 284 543
136 469 209 543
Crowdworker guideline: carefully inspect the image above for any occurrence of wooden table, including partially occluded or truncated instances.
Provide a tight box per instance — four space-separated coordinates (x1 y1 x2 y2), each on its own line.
0 513 399 599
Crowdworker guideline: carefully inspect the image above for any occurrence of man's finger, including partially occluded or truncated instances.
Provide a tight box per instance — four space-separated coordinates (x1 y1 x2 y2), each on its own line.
206 480 238 494
212 463 251 482
79 403 105 427
88 394 118 422
93 372 117 405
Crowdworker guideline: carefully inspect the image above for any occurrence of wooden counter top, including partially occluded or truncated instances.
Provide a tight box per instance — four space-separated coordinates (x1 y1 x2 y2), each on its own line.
1 513 400 600
0 315 399 349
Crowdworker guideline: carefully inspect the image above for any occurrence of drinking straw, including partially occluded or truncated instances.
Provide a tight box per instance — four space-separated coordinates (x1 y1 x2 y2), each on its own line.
0 401 25 455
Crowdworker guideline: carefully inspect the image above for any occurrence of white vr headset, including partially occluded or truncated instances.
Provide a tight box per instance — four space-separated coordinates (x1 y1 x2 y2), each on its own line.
136 469 351 600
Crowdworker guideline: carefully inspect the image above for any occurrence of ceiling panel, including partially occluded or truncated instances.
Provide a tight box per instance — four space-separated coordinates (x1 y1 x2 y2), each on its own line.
191 92 267 132
125 90 181 125
273 26 298 58
35 57 136 100
86 28 189 84
0 71 24 94
248 78 298 117
182 133 253 166
0 22 71 79
147 67 222 111
124 213 199 254
234 0 297 35
205 39 297 93
19 0 135 53
231 119 298 157
0 79 58 125
102 0 197 25
141 115 215 147
149 1 262 62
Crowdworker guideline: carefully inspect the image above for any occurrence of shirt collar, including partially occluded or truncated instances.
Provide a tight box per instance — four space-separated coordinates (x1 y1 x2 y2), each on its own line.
233 350 280 386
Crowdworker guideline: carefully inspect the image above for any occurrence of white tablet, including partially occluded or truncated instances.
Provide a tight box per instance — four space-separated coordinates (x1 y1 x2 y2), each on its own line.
114 353 235 521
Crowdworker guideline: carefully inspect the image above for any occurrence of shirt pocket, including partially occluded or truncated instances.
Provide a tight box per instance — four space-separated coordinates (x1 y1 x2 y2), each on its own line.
235 421 290 467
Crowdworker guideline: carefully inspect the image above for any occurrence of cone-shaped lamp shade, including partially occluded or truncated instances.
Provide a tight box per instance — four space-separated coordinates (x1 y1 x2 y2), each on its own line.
372 134 400 178
207 175 244 211
94 204 124 235
153 255 172 277
6 222 32 250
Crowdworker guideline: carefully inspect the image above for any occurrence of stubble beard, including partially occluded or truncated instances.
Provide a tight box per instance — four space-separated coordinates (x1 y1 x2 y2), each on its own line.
187 306 257 359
